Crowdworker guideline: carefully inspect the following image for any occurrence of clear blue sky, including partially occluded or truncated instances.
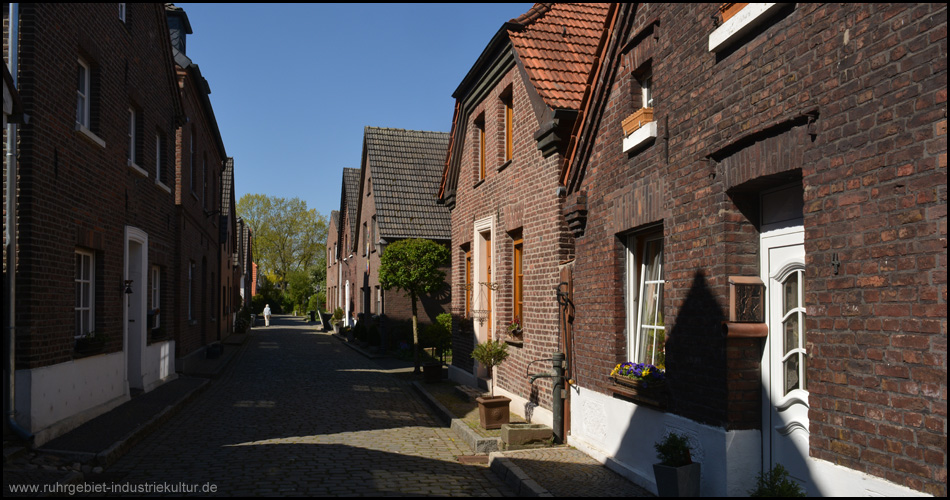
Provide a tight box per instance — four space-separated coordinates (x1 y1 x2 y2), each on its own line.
174 3 535 222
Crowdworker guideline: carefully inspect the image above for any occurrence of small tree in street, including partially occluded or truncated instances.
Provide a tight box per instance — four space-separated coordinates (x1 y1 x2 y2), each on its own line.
378 238 450 374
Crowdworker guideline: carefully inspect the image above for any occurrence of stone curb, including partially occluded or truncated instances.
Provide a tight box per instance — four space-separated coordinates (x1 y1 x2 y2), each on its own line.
488 454 553 497
409 381 500 454
331 333 384 359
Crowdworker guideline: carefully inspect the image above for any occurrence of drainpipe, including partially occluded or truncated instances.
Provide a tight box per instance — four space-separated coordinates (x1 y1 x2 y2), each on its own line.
4 2 33 442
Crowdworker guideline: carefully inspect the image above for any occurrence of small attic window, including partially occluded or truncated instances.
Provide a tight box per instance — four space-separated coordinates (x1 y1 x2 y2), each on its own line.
622 64 657 153
709 3 788 52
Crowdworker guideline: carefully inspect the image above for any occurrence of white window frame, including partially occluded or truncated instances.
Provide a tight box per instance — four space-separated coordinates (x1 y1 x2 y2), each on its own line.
626 230 665 367
76 58 90 129
151 265 161 330
118 3 127 23
641 73 653 109
75 249 95 338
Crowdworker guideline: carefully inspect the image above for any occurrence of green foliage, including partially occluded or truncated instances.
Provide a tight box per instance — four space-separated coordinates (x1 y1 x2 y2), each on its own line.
378 239 450 297
654 432 693 467
471 339 509 397
237 193 327 290
378 238 450 373
332 307 344 324
748 464 806 497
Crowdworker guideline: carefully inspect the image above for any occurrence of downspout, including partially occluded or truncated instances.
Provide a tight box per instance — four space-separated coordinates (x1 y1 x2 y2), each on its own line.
5 2 33 441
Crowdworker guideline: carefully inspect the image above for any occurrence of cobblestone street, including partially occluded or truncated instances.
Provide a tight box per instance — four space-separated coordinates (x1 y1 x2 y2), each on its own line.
95 317 513 496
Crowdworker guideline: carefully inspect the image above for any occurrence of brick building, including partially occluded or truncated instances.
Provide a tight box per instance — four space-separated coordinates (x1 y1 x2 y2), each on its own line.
559 3 945 497
236 216 254 309
438 4 609 424
351 127 451 337
325 210 340 314
328 168 361 327
3 3 185 444
166 4 230 365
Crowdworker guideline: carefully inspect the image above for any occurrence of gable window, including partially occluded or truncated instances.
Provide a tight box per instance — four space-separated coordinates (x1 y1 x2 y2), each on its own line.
127 107 146 176
622 64 657 153
75 250 96 338
502 88 514 162
475 114 486 181
155 132 170 191
626 228 665 368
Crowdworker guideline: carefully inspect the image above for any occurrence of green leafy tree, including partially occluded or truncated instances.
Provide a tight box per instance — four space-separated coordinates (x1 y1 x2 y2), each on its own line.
378 238 450 374
237 194 327 290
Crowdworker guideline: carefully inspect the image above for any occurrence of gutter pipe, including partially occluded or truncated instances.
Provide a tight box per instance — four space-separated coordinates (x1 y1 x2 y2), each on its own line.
5 2 33 442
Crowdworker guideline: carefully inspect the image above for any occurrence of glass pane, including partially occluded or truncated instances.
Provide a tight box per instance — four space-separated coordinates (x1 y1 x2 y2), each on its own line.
76 282 82 309
784 271 798 312
76 311 82 337
76 253 82 280
784 314 799 356
82 310 90 334
83 254 91 281
785 354 800 394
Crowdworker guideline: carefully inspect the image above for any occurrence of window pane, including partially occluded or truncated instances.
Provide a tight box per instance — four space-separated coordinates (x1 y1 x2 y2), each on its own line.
784 313 799 357
784 272 798 311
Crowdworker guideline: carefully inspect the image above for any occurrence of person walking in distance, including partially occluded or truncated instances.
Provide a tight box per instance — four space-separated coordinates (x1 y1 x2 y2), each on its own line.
263 304 272 327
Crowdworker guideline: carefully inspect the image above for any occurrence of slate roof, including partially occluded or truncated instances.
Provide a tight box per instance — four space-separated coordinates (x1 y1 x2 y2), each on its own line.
362 127 451 241
508 3 610 110
342 167 361 248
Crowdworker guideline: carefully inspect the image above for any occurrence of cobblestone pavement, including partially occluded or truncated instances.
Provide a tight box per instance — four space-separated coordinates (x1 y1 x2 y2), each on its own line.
94 317 514 496
491 447 654 497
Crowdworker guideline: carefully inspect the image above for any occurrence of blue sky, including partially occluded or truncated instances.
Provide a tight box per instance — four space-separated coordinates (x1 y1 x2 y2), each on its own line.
175 3 535 222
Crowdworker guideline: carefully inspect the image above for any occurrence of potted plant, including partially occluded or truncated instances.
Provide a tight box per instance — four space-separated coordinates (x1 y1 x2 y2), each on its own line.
749 464 806 497
506 315 523 338
331 307 344 333
653 432 701 497
471 339 511 429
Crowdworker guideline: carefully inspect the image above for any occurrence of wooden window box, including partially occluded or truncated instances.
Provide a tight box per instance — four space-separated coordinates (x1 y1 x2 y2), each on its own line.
621 107 654 136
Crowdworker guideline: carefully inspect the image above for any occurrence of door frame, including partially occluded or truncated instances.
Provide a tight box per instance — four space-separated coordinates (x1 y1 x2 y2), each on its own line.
124 226 148 392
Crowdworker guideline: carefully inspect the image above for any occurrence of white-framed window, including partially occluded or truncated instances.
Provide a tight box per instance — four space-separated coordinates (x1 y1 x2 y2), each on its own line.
76 59 91 129
626 229 665 368
128 108 137 165
190 127 196 195
150 265 161 329
118 3 127 22
75 249 95 338
641 72 653 109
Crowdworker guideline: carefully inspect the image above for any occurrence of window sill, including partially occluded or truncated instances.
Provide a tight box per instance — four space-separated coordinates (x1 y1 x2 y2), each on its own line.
497 159 512 173
622 120 657 153
128 161 148 178
155 180 172 194
474 178 486 189
75 124 106 148
708 3 786 52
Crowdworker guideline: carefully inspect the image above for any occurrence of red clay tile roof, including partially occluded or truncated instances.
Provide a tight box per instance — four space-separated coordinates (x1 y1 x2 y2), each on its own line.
508 3 610 110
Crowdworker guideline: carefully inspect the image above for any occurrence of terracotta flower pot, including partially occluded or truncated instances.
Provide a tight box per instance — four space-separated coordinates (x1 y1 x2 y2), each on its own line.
622 107 654 135
476 395 511 430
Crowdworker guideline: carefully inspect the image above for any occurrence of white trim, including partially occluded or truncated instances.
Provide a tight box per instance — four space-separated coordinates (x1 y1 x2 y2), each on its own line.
75 124 106 148
472 215 495 348
709 3 787 52
128 161 147 177
622 120 657 153
155 180 172 194
76 58 90 129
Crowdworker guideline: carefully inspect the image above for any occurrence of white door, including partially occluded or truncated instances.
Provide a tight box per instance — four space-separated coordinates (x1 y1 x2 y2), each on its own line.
760 185 809 490
125 226 148 392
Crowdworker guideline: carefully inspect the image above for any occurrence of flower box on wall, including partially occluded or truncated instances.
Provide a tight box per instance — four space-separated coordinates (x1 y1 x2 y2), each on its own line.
621 107 654 136
718 3 748 23
610 375 668 409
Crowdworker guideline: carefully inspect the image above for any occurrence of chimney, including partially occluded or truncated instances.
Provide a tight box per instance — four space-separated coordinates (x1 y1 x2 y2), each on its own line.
165 4 193 55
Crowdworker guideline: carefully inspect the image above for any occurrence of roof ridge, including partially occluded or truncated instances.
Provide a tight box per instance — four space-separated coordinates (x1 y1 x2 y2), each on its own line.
365 126 450 135
510 3 553 26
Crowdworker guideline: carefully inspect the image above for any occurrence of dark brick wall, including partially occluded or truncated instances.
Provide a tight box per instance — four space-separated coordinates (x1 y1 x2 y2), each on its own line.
172 60 226 358
6 4 182 368
568 3 946 495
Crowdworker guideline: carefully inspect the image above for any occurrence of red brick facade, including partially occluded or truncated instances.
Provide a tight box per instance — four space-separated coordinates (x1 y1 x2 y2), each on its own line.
563 3 945 496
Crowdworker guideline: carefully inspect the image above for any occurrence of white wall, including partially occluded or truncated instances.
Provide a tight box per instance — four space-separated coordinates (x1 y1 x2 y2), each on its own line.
141 340 176 393
15 352 129 446
567 385 930 497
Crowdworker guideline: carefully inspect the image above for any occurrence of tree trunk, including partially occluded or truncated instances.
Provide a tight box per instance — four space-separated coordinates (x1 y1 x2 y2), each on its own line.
411 292 421 374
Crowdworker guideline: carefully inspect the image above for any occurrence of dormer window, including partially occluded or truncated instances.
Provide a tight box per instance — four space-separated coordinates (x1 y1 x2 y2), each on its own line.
622 65 657 153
